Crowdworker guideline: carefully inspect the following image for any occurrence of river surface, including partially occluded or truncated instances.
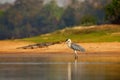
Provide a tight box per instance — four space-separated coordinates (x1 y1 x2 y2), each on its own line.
0 53 120 80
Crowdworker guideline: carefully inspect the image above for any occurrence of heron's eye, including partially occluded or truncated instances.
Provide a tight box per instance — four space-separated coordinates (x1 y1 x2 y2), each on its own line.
66 39 69 41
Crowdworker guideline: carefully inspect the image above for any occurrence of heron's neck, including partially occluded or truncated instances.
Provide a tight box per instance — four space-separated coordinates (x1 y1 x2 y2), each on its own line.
67 42 71 48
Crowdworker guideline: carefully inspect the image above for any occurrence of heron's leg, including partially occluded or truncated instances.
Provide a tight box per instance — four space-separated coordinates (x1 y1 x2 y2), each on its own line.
74 50 78 59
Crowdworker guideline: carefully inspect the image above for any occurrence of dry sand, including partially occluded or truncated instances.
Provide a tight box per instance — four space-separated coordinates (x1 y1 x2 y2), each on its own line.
0 40 120 55
0 40 120 63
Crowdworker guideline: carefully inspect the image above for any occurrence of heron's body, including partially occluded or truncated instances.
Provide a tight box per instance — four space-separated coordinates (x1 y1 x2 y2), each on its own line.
66 39 85 59
71 43 85 52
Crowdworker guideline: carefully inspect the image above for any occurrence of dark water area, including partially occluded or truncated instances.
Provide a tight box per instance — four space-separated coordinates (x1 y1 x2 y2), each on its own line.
0 54 120 80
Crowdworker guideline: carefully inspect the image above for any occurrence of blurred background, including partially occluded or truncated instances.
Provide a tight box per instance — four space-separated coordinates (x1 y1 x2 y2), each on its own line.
0 0 119 40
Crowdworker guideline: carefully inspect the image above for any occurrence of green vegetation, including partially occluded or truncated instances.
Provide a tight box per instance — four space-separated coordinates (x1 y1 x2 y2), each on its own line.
0 10 4 16
105 0 120 24
0 0 112 39
23 25 120 43
81 15 97 26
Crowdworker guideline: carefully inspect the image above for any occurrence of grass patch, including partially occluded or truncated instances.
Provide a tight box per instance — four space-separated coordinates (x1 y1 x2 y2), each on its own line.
22 25 120 43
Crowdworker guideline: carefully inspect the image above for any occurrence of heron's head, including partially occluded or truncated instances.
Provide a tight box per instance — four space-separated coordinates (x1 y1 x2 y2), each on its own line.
65 39 72 44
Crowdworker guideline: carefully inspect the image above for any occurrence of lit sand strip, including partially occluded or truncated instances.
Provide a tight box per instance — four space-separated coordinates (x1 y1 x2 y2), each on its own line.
0 62 119 65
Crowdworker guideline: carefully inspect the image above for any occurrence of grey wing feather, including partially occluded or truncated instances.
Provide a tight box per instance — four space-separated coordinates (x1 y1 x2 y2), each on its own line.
71 43 85 52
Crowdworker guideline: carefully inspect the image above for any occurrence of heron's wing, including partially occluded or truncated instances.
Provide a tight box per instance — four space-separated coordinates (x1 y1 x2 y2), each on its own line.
71 43 85 52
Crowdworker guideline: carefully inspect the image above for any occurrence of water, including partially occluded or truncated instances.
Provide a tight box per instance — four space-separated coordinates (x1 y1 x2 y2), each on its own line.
0 54 120 80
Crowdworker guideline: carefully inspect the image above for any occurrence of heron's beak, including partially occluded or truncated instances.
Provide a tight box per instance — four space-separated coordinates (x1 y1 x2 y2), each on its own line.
65 41 68 44
61 42 66 46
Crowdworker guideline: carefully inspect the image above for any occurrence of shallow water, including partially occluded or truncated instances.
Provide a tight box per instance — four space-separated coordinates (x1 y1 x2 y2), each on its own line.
0 54 120 80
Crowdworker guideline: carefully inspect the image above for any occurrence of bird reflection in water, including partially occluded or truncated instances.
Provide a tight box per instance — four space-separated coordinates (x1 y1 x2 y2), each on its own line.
68 59 78 80
74 59 78 80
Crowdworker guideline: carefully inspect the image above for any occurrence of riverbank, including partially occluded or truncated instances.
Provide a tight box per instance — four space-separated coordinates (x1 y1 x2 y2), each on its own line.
0 40 120 54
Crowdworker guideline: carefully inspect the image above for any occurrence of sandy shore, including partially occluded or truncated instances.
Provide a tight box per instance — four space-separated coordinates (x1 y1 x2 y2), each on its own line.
0 40 120 63
0 40 120 55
